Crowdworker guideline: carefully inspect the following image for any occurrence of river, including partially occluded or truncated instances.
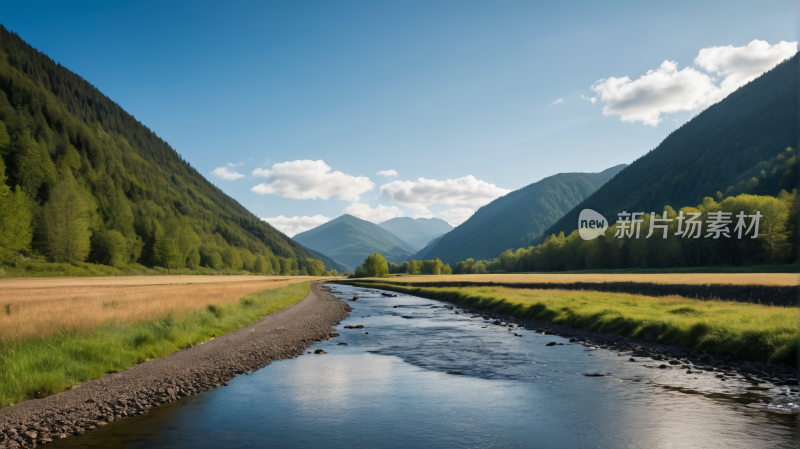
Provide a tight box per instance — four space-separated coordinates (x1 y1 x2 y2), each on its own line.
52 284 798 448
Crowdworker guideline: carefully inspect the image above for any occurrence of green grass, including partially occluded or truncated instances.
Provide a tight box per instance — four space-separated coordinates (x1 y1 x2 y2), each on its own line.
0 282 310 408
0 257 258 278
342 281 798 366
540 264 800 274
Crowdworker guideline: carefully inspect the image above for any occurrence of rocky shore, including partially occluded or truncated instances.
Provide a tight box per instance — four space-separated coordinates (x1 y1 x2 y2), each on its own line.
0 282 351 448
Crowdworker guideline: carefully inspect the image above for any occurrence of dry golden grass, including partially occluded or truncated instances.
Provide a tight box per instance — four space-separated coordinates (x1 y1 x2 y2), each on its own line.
393 272 797 286
0 275 327 342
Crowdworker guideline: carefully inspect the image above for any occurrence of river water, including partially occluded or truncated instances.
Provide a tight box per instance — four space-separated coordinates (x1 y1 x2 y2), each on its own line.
54 284 797 448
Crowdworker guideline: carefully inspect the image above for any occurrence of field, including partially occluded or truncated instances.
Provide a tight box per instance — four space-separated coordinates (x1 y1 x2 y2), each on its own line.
340 278 798 366
0 276 323 343
392 272 798 286
0 276 321 408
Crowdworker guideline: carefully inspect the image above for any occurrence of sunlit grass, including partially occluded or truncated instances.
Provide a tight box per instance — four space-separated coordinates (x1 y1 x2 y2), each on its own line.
0 259 255 278
346 281 798 366
0 276 313 342
0 282 310 409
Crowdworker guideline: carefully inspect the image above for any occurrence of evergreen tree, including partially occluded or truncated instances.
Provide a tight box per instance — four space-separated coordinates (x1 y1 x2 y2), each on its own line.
42 172 93 264
0 156 32 263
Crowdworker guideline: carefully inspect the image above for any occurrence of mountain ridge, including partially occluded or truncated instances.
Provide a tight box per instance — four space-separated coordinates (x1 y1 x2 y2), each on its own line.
0 26 348 274
293 214 418 269
419 165 627 265
541 53 799 242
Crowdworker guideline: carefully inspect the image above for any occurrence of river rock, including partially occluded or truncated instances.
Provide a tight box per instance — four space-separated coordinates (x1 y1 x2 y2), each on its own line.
344 324 364 329
313 349 326 354
546 342 558 346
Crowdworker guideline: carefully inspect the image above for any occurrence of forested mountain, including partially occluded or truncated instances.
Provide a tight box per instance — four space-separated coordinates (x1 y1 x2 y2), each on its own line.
543 53 798 240
293 214 418 269
377 217 453 249
418 165 626 265
0 26 347 275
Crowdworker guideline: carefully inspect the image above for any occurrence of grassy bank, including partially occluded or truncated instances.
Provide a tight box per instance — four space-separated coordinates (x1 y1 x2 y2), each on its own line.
342 281 798 366
527 264 800 274
0 259 258 278
0 282 310 408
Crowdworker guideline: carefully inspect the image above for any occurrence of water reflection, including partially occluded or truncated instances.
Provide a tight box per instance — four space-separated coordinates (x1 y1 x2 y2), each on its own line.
53 284 797 448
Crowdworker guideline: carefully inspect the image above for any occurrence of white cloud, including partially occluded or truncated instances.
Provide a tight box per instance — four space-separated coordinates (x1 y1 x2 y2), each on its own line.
380 176 510 215
549 98 564 106
343 202 404 223
592 39 797 126
592 60 716 126
211 163 245 180
581 95 597 104
376 169 399 178
251 160 375 201
694 40 797 94
262 215 331 237
436 207 474 227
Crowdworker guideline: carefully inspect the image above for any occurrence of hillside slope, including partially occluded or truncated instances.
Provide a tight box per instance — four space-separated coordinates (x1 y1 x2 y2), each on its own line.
377 217 453 249
543 53 799 240
0 26 347 274
419 165 626 265
293 215 418 269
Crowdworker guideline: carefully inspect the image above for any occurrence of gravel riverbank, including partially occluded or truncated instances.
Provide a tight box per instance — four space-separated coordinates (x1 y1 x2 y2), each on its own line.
0 282 351 448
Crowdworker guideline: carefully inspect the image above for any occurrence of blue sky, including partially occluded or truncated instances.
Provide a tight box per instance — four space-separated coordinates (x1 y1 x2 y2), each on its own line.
1 1 796 235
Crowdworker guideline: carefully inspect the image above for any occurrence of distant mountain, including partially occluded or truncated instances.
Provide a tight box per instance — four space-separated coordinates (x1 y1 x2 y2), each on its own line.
293 214 418 269
378 217 453 249
543 53 799 240
420 165 626 265
412 235 444 260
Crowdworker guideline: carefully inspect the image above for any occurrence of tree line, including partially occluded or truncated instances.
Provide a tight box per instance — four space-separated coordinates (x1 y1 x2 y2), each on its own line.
453 191 797 274
350 253 453 277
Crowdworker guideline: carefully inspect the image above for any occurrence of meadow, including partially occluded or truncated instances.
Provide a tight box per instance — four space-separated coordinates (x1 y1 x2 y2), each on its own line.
342 280 798 366
0 276 317 342
0 277 315 408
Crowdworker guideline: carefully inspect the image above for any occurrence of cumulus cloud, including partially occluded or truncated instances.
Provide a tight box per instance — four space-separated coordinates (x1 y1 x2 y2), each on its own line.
581 95 597 104
380 176 510 215
251 160 374 201
262 215 331 237
343 202 404 223
695 40 798 93
211 163 245 180
549 98 564 106
376 169 399 178
592 40 797 126
436 207 475 227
